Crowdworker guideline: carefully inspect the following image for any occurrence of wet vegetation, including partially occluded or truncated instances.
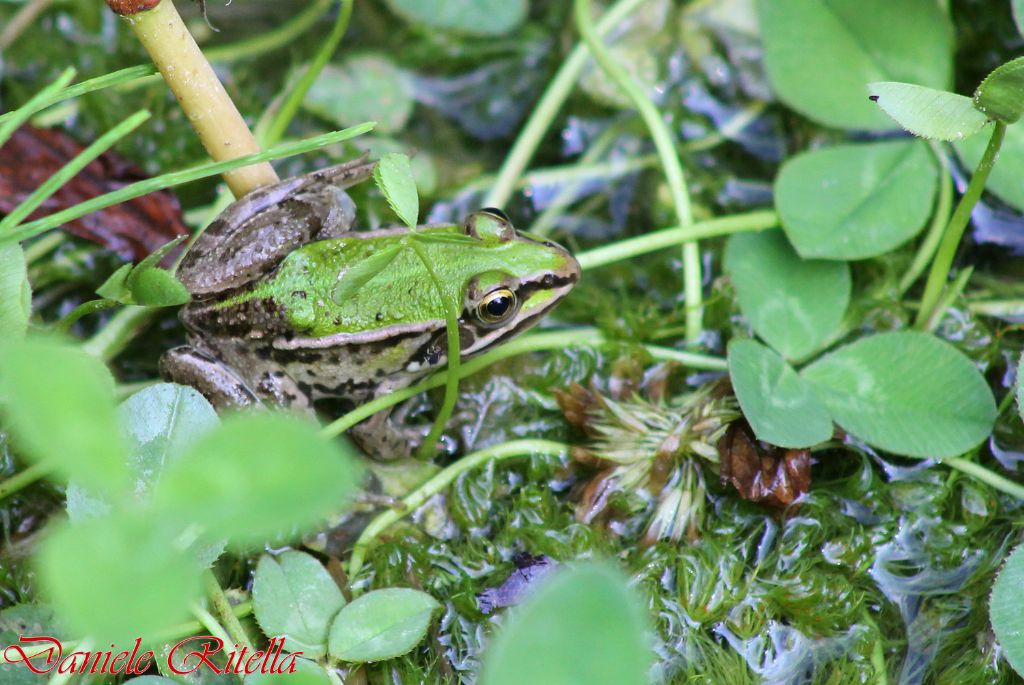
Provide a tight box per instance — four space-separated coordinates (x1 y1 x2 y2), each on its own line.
2 0 1024 684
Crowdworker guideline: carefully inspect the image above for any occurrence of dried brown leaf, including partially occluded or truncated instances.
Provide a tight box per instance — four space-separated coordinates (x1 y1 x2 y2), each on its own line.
718 421 811 509
0 125 189 261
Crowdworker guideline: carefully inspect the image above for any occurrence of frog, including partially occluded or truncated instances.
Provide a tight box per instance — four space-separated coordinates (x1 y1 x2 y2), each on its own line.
160 158 581 458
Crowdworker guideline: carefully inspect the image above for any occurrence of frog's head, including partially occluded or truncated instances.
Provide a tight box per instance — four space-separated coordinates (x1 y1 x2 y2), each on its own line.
456 208 580 356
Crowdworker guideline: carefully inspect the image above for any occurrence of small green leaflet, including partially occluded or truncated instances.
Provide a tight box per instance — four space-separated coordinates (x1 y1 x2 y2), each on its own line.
724 230 850 361
974 56 1024 124
991 544 1024 678
373 153 419 228
728 331 997 456
97 235 190 306
331 243 404 305
800 331 996 458
253 551 346 659
327 588 440 663
868 81 989 141
757 0 953 131
774 140 937 260
727 339 833 448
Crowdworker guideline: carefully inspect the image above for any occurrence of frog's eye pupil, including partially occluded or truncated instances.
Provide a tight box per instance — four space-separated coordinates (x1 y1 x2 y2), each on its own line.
487 296 511 317
477 288 517 325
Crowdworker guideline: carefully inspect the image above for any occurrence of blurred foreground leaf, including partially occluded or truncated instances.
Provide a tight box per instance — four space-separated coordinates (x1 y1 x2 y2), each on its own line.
154 413 362 547
0 335 127 493
479 562 650 685
36 515 200 645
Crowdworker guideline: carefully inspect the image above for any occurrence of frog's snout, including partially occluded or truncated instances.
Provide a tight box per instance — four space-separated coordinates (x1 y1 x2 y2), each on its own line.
554 243 582 287
567 251 582 283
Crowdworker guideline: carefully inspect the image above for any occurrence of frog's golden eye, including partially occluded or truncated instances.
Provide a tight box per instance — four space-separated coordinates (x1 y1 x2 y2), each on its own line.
477 288 518 325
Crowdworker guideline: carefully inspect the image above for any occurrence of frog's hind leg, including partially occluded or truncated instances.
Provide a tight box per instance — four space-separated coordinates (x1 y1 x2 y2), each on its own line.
299 157 378 240
307 156 377 193
160 346 314 415
160 346 261 409
177 157 377 297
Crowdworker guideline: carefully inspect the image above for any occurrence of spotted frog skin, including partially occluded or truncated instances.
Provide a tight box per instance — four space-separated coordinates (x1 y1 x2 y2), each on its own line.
160 159 580 458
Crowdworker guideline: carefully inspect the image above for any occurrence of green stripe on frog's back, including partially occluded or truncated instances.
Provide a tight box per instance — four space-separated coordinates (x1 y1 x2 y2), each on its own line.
241 224 575 339
262 230 456 337
209 227 448 335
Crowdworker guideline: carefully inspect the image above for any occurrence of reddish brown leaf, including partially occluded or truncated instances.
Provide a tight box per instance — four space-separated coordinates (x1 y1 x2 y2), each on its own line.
717 421 811 509
0 125 189 261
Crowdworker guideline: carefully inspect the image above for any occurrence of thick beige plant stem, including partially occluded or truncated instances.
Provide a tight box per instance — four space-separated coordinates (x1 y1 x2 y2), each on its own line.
109 0 278 197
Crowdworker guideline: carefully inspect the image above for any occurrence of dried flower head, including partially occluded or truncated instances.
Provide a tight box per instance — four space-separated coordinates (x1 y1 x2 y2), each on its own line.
556 381 739 543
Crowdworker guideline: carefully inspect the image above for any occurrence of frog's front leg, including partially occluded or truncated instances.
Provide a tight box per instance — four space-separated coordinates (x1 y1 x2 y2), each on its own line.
350 409 426 461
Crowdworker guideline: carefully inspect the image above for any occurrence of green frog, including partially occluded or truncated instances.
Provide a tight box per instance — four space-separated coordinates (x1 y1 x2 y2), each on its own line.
161 158 580 458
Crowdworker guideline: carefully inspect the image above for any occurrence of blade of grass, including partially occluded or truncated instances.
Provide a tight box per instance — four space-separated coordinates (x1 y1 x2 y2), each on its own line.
899 144 953 295
0 110 151 231
483 0 647 209
0 67 76 148
256 0 353 147
915 121 1006 327
409 239 462 460
1 122 375 246
204 0 334 63
0 462 53 502
576 209 777 270
0 65 156 127
574 0 702 343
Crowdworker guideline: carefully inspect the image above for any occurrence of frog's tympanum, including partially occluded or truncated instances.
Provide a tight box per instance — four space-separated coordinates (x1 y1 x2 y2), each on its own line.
161 159 580 458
